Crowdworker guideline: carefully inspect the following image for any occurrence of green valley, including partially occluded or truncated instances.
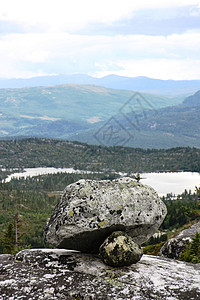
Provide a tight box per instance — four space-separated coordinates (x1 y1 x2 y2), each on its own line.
0 83 185 143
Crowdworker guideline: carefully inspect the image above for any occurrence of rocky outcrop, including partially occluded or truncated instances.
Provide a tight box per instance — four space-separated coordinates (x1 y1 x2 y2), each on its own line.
159 222 200 259
0 249 200 299
44 177 167 253
99 231 143 267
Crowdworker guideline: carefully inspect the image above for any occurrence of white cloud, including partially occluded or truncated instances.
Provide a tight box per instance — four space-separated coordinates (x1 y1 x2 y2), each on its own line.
0 30 200 79
0 1 200 79
95 59 200 80
0 0 200 32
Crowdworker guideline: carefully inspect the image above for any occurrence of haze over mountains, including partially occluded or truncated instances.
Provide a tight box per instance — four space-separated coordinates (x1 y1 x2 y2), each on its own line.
1 74 200 96
69 90 200 149
0 75 199 149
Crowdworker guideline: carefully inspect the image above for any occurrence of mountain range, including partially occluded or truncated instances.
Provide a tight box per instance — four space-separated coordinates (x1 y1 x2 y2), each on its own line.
70 90 200 148
1 74 200 95
0 78 199 149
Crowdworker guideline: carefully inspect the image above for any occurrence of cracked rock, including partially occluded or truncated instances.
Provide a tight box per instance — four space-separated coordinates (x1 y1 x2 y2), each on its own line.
0 249 200 299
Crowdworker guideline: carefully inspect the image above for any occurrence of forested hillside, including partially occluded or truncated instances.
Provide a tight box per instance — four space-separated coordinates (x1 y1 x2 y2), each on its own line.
69 89 200 148
0 84 179 139
183 89 200 106
0 138 200 174
0 178 199 253
0 83 200 148
0 138 199 254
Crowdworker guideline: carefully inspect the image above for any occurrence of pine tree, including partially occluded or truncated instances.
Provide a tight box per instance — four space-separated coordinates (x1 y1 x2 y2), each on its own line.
179 232 200 264
135 173 141 182
0 213 30 254
196 186 200 201
0 223 15 254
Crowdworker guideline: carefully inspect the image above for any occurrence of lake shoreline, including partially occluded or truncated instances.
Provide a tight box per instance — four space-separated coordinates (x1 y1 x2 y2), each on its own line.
1 167 200 196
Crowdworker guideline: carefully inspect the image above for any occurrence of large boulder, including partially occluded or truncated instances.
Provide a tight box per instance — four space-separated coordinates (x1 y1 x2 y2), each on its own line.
159 222 200 259
0 249 200 299
44 177 167 253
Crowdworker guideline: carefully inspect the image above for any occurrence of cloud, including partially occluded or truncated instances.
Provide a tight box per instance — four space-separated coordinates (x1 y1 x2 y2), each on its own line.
0 30 200 79
81 5 200 36
0 1 200 79
96 58 200 80
1 1 200 33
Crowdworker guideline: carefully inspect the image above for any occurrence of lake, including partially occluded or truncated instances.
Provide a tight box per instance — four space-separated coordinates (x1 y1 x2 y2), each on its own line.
3 168 200 196
4 167 93 183
140 172 200 196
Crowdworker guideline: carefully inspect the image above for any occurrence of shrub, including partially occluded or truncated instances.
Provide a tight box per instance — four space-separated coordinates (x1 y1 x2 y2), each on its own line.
179 232 200 264
143 241 165 256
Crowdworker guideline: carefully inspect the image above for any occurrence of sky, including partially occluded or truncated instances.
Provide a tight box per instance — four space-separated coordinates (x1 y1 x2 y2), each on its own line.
0 0 200 80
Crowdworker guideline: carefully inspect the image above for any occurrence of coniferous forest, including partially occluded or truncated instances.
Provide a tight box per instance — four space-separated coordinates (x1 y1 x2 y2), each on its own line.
0 138 199 257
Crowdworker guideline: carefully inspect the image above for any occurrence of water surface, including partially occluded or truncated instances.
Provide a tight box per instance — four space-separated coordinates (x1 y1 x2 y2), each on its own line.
140 172 200 196
4 167 92 183
3 168 200 196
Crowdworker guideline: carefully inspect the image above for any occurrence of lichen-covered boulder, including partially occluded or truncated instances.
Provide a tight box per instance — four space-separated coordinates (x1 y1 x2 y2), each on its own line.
159 222 200 259
99 231 143 267
44 177 167 253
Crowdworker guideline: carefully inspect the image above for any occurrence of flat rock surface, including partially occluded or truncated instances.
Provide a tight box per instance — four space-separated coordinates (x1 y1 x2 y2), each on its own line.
0 249 200 299
45 177 167 253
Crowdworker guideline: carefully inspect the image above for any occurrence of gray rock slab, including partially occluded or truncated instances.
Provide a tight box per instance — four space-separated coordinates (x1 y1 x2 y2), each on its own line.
159 222 200 259
44 177 167 253
0 249 200 299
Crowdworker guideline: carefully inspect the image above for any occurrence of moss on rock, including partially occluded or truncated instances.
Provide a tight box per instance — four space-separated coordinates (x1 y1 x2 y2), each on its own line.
99 231 143 267
44 177 167 253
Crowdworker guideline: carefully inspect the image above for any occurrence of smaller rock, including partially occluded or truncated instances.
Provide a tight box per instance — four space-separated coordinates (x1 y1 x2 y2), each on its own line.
159 222 200 259
44 177 167 253
99 231 143 267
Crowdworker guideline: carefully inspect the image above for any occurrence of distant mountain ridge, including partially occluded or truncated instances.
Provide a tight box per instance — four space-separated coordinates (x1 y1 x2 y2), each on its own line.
0 81 199 149
68 89 200 149
0 83 177 141
1 74 200 95
183 90 200 106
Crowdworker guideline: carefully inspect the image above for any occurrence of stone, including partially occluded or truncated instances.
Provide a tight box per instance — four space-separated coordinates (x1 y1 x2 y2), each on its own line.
44 177 167 253
0 249 200 299
159 222 200 259
99 231 143 267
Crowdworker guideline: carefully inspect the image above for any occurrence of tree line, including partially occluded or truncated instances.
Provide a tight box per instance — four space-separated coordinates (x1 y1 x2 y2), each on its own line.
0 178 199 254
0 138 200 173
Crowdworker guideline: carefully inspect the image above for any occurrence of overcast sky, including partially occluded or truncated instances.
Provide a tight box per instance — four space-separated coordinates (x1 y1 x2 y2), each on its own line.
1 0 200 79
